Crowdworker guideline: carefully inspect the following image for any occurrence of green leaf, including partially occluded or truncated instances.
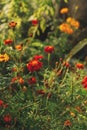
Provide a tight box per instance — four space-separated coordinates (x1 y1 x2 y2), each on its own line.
31 42 43 47
40 19 46 33
66 39 87 61
64 0 69 3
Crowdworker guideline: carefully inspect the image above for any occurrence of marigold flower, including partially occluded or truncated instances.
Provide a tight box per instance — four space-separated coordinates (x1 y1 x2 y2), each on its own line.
28 77 37 85
76 63 84 69
4 39 13 45
9 21 17 28
15 45 22 51
4 54 10 62
64 120 72 127
60 7 69 14
59 23 74 34
31 19 38 26
11 77 24 84
0 53 9 62
27 59 43 72
0 100 4 107
44 46 54 53
19 77 24 84
66 17 80 29
33 55 44 60
82 76 87 89
3 114 12 123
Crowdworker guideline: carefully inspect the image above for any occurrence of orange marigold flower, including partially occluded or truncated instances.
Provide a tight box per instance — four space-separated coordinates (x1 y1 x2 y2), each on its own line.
9 21 17 28
66 17 80 29
4 39 13 45
64 120 72 127
44 46 54 53
59 23 74 34
19 77 24 84
76 63 84 69
27 59 43 72
15 45 22 51
11 77 24 84
3 114 12 123
31 19 38 26
60 7 69 14
0 53 9 62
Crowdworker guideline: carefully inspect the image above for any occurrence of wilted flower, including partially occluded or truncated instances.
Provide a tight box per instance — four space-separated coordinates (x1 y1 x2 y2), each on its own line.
59 23 74 34
64 120 72 127
31 19 38 26
60 7 69 14
9 21 17 28
76 63 84 69
36 90 46 95
4 39 13 45
27 59 43 72
28 77 37 85
44 46 54 53
3 114 12 123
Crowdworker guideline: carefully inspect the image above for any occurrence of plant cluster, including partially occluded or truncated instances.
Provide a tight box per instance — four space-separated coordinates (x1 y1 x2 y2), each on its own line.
0 0 87 130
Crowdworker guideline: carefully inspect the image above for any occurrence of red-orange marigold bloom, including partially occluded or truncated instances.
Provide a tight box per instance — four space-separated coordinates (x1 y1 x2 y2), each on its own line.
0 100 4 107
31 19 38 26
9 21 17 28
64 120 72 127
15 45 22 51
33 55 44 60
3 114 12 123
82 76 87 89
4 39 13 45
28 77 37 85
44 46 54 53
60 7 69 14
19 77 24 84
76 63 84 69
27 59 43 72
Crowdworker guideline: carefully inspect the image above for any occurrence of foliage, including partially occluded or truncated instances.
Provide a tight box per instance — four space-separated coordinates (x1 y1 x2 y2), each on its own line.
0 0 87 130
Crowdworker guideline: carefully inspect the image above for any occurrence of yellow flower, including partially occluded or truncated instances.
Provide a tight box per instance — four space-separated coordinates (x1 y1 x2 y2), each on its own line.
4 54 9 62
60 7 69 14
59 23 74 34
66 17 80 29
0 53 9 62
